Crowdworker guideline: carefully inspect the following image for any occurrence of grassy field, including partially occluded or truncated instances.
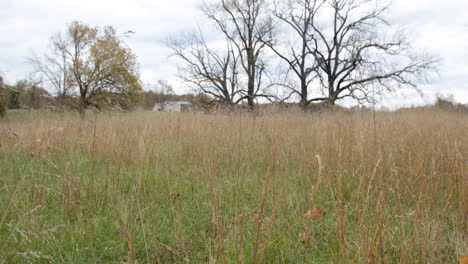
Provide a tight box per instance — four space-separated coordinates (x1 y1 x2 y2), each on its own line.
0 109 466 263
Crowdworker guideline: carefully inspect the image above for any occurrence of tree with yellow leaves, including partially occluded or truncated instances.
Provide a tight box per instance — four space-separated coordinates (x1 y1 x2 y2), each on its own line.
34 21 142 118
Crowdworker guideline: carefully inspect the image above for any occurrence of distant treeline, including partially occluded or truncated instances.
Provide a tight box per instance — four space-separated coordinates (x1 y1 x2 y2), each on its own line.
0 74 466 117
0 76 212 114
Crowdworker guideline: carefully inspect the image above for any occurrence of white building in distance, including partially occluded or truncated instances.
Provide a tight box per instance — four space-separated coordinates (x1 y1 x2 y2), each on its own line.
153 101 192 112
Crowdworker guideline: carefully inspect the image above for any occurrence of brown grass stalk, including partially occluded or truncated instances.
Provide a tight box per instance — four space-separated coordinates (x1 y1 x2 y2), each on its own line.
252 163 274 264
120 210 137 263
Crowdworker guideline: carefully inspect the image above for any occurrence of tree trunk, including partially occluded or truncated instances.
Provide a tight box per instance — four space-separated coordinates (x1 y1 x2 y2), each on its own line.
328 79 336 105
300 78 308 109
79 97 86 119
247 48 255 109
247 79 255 109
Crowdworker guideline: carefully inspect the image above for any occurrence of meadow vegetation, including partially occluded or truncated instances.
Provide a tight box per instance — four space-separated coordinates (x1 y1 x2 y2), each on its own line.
0 109 466 263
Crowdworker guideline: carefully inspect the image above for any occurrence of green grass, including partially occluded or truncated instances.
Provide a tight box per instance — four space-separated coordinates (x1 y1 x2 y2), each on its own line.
0 110 466 263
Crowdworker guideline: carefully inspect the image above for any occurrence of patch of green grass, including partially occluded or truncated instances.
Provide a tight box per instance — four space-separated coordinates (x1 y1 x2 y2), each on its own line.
0 110 466 263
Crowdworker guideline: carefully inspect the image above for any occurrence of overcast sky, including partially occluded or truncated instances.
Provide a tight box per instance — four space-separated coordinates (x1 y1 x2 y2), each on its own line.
0 0 467 108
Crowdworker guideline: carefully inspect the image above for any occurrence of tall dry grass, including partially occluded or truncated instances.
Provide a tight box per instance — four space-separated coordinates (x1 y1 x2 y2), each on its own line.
0 109 466 263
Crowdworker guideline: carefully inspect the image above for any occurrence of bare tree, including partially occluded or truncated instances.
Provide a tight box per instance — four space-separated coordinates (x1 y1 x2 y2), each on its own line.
156 80 175 95
266 0 324 107
29 34 71 99
202 0 274 108
167 32 243 104
304 0 438 104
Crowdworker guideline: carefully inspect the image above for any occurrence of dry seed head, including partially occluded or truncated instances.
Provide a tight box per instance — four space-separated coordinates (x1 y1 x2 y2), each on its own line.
40 224 66 235
304 207 323 220
300 231 315 246
170 192 181 200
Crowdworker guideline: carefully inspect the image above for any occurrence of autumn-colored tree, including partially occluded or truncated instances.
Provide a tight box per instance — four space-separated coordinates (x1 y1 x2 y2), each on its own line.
43 21 142 118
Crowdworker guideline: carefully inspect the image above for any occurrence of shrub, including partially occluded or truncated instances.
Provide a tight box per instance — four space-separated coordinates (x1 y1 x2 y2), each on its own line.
0 80 6 118
435 95 468 113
